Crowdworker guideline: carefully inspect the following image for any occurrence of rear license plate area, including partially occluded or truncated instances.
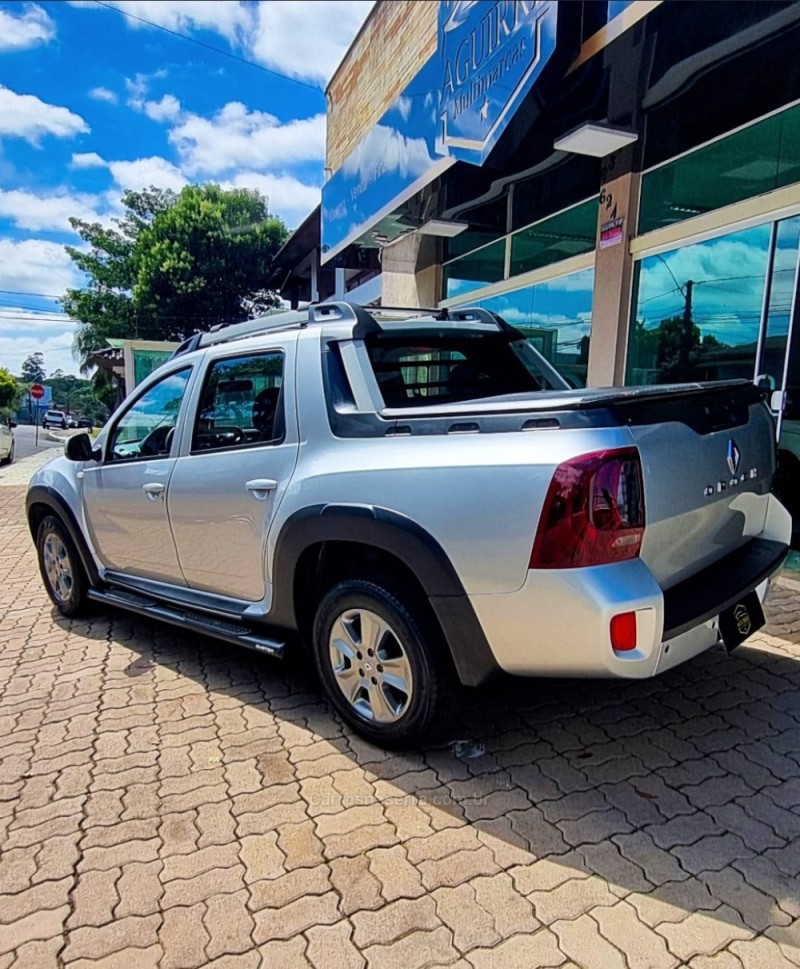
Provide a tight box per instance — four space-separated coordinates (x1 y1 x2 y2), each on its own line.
719 591 765 652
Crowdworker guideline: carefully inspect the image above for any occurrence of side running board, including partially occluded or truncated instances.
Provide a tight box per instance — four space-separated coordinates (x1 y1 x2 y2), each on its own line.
88 587 285 658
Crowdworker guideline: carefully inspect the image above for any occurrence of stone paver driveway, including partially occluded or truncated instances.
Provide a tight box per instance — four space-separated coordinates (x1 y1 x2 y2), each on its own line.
2 474 800 969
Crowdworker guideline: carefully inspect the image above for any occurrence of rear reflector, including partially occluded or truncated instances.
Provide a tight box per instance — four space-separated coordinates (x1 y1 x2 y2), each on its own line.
529 447 645 569
610 612 637 651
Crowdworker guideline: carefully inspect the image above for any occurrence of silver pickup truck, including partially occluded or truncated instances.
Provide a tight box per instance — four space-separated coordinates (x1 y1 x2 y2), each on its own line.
27 302 791 746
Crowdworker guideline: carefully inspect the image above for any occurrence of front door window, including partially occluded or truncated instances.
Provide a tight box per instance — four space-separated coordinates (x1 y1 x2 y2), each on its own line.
108 368 191 462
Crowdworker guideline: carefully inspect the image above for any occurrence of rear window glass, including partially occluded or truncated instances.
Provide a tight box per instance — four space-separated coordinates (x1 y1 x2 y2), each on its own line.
364 330 545 407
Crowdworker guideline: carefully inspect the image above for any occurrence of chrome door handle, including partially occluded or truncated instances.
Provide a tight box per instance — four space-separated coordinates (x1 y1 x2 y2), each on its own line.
246 478 277 499
143 482 165 501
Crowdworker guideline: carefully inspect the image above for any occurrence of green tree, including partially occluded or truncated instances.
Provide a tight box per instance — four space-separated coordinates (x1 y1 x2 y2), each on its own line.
63 185 288 369
0 367 20 413
20 352 46 383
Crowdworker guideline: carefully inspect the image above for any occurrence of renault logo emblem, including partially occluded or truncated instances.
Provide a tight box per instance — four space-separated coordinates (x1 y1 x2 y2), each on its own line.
727 439 741 476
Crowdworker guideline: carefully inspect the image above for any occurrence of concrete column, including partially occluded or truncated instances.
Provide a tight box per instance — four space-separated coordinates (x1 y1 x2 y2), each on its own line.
380 233 440 308
334 267 346 299
586 169 641 387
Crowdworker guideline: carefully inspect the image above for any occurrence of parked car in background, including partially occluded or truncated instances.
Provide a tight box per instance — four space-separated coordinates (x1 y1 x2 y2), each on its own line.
67 416 79 429
42 410 68 430
0 416 15 465
75 416 94 429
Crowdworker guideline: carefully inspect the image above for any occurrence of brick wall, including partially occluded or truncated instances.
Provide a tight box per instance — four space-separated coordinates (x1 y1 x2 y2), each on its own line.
326 0 438 175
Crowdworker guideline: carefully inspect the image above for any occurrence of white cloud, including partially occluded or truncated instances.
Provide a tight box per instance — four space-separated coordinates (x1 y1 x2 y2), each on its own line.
71 151 106 169
0 189 104 232
89 86 118 104
169 103 326 176
0 85 88 146
142 94 181 123
0 4 55 52
106 156 187 192
224 172 321 228
250 1 374 84
69 0 250 43
0 238 82 298
0 318 80 377
69 0 373 85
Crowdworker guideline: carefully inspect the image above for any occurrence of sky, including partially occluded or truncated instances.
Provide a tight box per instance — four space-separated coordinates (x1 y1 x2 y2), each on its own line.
0 0 374 376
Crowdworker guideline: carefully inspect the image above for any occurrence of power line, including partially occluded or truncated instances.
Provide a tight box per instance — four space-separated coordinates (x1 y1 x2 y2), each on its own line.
0 289 62 300
93 0 323 94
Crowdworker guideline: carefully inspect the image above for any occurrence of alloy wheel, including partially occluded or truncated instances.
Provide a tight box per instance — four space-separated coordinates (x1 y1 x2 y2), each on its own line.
328 608 413 723
42 532 74 604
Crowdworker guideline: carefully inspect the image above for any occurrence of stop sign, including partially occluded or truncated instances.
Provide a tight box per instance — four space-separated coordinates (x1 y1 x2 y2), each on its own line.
30 383 45 400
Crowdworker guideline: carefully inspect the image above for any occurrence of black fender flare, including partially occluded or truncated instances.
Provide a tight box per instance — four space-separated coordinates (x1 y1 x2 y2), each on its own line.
269 504 499 687
26 485 101 587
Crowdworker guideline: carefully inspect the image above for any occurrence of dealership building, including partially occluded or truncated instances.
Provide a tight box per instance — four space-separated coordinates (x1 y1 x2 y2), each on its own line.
269 0 800 514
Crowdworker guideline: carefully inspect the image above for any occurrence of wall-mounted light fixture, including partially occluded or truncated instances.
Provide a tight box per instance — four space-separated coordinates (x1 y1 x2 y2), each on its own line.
554 122 638 157
417 219 469 238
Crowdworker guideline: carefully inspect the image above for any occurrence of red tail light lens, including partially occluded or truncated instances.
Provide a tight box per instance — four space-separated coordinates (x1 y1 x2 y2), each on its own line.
530 447 645 569
610 612 638 651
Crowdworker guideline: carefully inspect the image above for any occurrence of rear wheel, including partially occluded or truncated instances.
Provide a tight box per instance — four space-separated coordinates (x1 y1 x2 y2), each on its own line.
36 515 88 617
312 578 452 748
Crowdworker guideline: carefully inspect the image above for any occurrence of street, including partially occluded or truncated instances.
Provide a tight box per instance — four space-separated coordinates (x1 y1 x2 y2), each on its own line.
12 423 67 461
2 469 800 967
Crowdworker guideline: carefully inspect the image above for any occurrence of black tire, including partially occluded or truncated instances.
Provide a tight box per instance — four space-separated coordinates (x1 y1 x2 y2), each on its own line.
36 515 89 617
312 578 453 748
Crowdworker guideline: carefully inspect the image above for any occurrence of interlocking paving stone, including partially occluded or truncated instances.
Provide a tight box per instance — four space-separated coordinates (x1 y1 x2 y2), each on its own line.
2 483 800 969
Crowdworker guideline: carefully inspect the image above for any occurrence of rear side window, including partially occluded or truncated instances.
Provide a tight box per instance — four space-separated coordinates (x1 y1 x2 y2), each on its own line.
365 330 543 407
193 352 284 452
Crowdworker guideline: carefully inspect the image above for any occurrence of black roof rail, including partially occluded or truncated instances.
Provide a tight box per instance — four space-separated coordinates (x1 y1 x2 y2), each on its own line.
310 301 382 339
445 306 527 340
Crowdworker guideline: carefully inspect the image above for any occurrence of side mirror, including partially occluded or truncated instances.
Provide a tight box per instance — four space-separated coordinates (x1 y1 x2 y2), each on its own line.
756 373 775 394
8 420 16 429
65 432 98 462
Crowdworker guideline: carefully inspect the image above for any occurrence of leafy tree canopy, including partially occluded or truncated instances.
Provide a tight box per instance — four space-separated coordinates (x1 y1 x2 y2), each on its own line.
20 352 46 384
0 367 20 413
63 185 288 369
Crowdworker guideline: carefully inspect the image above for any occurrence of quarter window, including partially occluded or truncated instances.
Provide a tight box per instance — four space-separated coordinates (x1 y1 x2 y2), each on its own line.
108 368 191 462
193 352 284 452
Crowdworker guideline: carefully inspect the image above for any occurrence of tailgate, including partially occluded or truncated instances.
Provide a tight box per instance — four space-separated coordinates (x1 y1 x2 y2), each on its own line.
620 383 776 589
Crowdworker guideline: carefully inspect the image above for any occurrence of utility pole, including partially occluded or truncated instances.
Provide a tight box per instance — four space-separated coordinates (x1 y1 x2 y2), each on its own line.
681 279 694 379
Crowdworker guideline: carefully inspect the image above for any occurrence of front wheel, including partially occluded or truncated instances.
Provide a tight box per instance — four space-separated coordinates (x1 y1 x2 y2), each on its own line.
0 440 12 465
312 579 452 748
36 516 88 617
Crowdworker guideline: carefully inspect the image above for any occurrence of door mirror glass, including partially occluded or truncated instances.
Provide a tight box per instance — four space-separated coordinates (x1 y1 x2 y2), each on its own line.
65 432 97 462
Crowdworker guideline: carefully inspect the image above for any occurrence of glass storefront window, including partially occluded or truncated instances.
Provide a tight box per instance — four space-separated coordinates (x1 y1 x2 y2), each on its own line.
470 267 595 387
442 239 506 300
509 201 596 278
760 216 800 389
639 104 800 235
627 224 772 384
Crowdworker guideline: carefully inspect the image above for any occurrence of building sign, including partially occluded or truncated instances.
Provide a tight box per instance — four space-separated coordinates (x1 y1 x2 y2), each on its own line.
599 217 624 249
438 0 553 164
321 0 558 262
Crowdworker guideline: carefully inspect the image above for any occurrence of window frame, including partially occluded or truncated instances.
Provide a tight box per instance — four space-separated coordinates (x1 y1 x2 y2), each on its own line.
189 349 286 456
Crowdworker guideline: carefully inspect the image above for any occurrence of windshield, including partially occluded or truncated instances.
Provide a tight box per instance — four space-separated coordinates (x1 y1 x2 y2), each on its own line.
364 328 570 408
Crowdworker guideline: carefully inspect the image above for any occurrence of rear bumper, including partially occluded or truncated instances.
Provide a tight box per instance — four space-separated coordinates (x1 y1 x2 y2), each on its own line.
469 493 791 678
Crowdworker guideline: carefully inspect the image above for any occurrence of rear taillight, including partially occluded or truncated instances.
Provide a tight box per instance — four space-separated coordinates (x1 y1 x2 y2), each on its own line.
529 447 645 569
